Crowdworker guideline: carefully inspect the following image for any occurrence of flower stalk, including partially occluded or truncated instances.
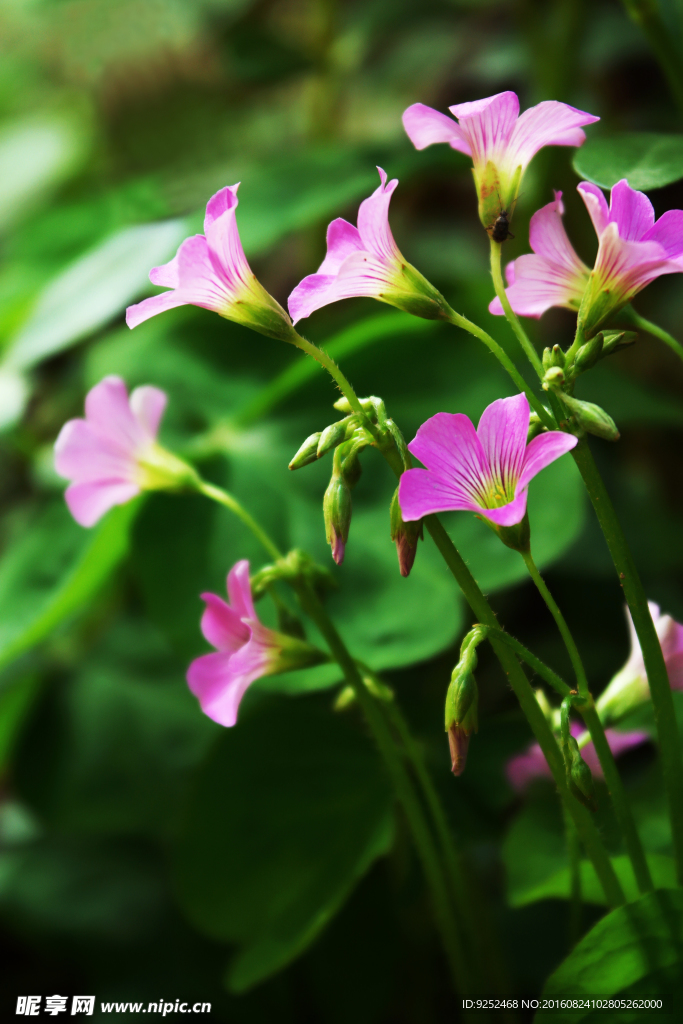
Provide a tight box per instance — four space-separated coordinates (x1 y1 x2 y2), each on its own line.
490 239 545 379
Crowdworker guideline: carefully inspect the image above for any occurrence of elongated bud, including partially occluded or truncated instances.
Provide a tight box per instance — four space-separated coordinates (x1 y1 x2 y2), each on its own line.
559 394 620 441
599 329 637 356
323 475 352 565
390 488 422 577
340 444 363 488
542 344 566 372
445 660 478 776
333 395 381 415
572 334 603 375
289 432 323 470
563 736 597 812
317 419 351 458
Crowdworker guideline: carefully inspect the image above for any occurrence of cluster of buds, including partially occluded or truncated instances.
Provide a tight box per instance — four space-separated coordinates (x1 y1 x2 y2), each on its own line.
444 628 482 775
540 343 622 443
289 395 421 574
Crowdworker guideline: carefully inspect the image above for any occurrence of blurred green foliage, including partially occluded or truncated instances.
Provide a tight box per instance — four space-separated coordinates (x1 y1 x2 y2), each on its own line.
1 0 683 1019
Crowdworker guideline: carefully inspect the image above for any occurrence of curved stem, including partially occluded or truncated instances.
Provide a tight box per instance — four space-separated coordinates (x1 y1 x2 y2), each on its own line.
444 309 555 429
521 549 653 895
472 623 571 699
490 239 545 379
295 580 473 990
291 331 366 417
425 515 625 908
572 437 683 886
624 309 683 365
194 476 472 989
521 550 589 698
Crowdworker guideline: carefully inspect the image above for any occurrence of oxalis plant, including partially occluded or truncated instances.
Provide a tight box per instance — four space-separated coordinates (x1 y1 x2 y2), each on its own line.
53 91 683 1003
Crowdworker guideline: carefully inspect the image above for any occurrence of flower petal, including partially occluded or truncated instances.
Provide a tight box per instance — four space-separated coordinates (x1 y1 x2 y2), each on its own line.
357 168 400 264
317 218 363 276
507 101 599 168
287 272 337 323
609 179 655 241
578 182 610 237
529 192 588 274
517 430 578 492
402 102 471 154
477 488 529 527
186 651 254 727
226 559 256 621
126 289 190 329
64 480 140 527
204 184 240 230
449 92 519 166
199 592 250 653
506 741 552 791
642 209 683 260
488 253 586 318
84 376 146 451
476 393 529 494
407 412 490 502
129 386 167 439
54 418 139 483
593 222 675 296
203 185 252 290
398 467 485 521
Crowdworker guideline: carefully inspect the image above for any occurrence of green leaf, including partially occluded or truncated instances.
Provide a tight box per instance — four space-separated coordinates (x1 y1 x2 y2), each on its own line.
539 890 683 1020
0 500 137 675
512 854 677 908
4 220 187 372
174 694 394 991
573 133 683 191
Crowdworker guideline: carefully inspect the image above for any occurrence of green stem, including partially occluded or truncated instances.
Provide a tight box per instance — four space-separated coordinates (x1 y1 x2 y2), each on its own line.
563 806 582 948
521 550 589 698
473 623 570 699
295 580 473 990
290 330 366 417
195 477 471 988
522 550 653 895
444 308 555 429
572 437 683 885
425 515 625 908
490 239 545 379
623 308 683 365
195 480 282 561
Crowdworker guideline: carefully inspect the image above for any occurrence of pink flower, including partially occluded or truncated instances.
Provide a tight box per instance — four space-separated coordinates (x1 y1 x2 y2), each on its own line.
507 723 649 793
126 186 294 341
288 168 448 324
488 192 590 319
597 602 683 722
187 561 324 727
54 376 193 527
577 178 683 334
398 393 577 530
402 91 598 229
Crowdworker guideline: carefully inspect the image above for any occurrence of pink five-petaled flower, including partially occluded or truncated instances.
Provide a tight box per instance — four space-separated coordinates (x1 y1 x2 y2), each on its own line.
398 394 577 541
186 560 324 727
54 376 195 528
489 192 590 319
507 723 649 793
597 602 683 724
288 167 449 324
402 91 599 231
126 185 294 342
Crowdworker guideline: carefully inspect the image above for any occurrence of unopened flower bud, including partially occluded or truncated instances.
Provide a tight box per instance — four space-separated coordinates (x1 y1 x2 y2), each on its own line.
527 412 545 443
445 662 478 776
563 735 597 811
560 394 620 441
390 488 422 577
318 419 352 458
542 344 566 372
572 334 604 375
542 366 565 391
289 432 323 470
323 474 352 565
339 444 363 488
599 329 637 356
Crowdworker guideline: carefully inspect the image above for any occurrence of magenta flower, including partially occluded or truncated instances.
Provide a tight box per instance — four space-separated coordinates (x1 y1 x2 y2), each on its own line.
187 561 324 727
398 393 577 530
489 192 590 319
126 186 294 342
288 168 448 324
402 91 598 229
54 376 194 527
597 602 683 723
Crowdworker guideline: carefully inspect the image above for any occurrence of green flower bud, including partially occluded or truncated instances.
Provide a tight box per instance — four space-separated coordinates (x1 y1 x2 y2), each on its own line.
323 474 352 565
527 412 545 443
445 662 478 775
289 432 323 470
542 344 566 372
599 329 637 356
563 735 597 812
573 334 604 375
542 366 565 391
559 394 620 441
390 487 422 577
317 419 352 458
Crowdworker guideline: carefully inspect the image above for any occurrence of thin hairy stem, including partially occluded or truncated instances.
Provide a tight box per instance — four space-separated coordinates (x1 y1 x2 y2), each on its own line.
490 240 545 379
625 309 683 365
472 623 571 699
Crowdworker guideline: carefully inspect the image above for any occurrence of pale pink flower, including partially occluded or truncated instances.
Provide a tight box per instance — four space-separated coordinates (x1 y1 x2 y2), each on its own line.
507 723 649 793
403 91 598 229
489 192 590 318
398 393 577 529
187 561 324 727
597 602 683 723
54 376 192 527
126 186 294 341
288 168 449 324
